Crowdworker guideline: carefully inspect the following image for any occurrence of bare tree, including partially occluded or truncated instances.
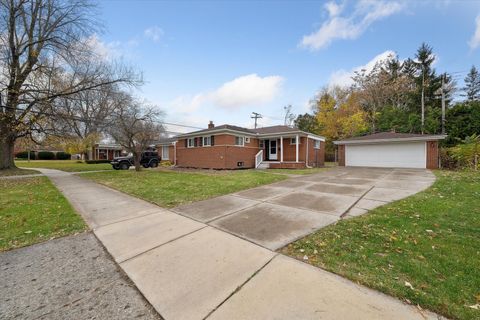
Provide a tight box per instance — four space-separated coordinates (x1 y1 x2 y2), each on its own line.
109 96 165 171
283 105 295 127
0 0 139 169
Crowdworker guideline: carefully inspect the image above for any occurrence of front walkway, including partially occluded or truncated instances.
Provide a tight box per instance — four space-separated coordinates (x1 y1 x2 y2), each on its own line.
36 167 440 320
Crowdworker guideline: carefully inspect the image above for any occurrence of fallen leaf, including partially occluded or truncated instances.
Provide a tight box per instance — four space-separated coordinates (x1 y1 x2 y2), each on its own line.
405 281 415 290
303 255 309 261
467 304 480 310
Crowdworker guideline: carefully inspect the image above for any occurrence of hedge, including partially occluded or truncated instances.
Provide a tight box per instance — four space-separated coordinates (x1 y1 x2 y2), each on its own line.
15 151 35 159
85 159 111 164
37 151 55 160
56 152 71 160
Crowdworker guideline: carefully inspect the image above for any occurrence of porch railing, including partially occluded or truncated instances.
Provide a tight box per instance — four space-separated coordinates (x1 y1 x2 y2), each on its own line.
255 150 263 168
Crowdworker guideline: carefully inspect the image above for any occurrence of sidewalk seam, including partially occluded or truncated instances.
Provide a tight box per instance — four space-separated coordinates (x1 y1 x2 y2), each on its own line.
202 253 279 320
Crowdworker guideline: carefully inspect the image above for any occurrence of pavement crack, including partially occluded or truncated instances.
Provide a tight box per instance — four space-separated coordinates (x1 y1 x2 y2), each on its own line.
202 253 278 320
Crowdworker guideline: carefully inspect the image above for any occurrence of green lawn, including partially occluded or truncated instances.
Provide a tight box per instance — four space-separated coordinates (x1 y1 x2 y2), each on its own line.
81 169 287 208
16 160 112 172
266 167 329 175
0 177 87 251
0 167 39 176
282 170 480 320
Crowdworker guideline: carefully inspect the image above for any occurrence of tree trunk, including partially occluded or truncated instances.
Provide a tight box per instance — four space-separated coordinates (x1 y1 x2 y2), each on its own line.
0 135 16 170
134 152 141 172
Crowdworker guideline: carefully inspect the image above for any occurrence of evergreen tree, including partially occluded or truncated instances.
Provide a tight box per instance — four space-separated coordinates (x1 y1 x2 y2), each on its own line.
462 65 480 102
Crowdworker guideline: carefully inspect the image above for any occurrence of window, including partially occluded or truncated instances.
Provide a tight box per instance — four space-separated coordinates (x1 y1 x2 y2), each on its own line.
162 146 169 160
203 136 211 146
235 136 244 146
245 137 251 143
187 138 195 148
290 137 300 144
314 140 321 149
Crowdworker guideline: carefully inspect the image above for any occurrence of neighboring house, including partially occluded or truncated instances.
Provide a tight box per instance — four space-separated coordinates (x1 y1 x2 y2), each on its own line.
171 121 325 169
91 144 125 160
156 137 177 163
334 132 447 169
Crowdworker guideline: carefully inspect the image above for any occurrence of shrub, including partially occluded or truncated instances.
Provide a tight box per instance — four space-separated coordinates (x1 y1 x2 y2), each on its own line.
160 160 173 167
56 152 71 160
85 159 111 164
15 151 35 159
449 134 480 170
37 151 55 160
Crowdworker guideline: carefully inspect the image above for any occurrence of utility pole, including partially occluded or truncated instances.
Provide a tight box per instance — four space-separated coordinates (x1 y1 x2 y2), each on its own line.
421 67 425 134
251 112 262 129
441 73 446 135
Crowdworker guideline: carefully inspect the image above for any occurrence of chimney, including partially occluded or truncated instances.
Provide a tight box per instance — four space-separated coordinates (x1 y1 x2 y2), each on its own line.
208 121 215 129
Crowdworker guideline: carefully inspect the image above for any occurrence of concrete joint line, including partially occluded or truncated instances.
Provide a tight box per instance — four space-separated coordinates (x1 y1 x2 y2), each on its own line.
93 210 163 230
202 253 279 320
340 185 375 219
117 226 208 264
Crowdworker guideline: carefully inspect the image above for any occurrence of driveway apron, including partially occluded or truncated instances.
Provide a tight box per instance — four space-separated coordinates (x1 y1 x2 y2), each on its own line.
36 167 438 320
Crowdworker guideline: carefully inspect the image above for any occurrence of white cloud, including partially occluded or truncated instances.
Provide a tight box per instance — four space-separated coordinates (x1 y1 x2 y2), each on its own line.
171 74 284 112
85 34 139 61
144 26 164 42
210 74 284 108
301 0 405 50
468 14 480 50
329 50 396 87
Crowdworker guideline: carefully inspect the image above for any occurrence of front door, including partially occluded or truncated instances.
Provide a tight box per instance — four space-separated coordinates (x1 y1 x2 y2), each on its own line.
269 139 278 160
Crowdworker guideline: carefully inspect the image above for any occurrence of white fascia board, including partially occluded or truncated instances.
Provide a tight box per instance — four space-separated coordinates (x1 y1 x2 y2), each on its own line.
334 135 447 145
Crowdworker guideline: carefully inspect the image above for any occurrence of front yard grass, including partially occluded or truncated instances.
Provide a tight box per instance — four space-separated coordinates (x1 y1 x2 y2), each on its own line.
81 169 287 208
16 160 112 172
281 170 480 320
0 167 39 176
267 167 329 175
0 177 87 251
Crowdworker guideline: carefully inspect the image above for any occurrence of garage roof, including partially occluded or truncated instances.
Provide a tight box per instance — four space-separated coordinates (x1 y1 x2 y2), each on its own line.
334 132 447 145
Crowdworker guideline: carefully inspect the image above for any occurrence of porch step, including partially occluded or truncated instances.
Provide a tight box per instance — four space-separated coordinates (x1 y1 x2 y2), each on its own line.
256 162 270 170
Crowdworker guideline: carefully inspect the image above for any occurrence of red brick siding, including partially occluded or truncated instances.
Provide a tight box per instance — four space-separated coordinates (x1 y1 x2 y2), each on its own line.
269 162 306 169
307 138 325 167
176 134 260 169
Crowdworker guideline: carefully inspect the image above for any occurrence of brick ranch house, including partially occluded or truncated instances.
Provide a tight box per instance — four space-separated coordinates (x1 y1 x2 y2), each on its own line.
158 122 325 169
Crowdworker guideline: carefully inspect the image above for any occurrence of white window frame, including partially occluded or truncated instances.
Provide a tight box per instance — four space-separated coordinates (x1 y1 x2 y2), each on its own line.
290 137 300 145
235 136 245 146
187 138 195 148
162 145 170 160
314 140 321 149
203 136 211 147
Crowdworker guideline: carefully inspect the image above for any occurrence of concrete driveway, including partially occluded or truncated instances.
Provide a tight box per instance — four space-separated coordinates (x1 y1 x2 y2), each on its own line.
173 167 435 250
36 167 439 320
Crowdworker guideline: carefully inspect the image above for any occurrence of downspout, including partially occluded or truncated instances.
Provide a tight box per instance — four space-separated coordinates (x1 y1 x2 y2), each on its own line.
174 142 177 166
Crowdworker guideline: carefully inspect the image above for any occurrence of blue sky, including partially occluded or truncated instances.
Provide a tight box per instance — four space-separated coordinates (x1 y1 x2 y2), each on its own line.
96 0 480 134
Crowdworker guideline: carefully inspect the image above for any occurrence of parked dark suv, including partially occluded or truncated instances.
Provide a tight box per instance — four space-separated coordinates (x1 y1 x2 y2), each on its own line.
111 150 160 170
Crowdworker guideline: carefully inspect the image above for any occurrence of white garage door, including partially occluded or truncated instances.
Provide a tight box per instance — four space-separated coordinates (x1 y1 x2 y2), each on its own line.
345 142 426 168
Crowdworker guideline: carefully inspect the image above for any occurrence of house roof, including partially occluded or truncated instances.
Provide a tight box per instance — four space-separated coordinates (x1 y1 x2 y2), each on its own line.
251 125 300 134
155 137 178 145
334 132 447 145
176 124 325 141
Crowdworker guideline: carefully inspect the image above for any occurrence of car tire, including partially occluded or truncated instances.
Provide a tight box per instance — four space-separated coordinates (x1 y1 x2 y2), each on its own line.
120 162 129 170
143 163 149 168
150 161 158 168
113 165 120 170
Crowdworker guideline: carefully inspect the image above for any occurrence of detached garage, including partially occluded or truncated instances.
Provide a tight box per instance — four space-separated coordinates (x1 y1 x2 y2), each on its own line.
334 132 447 169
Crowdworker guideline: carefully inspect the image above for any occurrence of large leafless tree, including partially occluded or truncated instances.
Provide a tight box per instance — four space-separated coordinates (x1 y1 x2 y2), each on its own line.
0 0 138 169
109 96 164 171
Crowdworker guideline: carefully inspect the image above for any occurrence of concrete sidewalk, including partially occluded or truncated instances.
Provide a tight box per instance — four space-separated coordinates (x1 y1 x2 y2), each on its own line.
36 168 440 320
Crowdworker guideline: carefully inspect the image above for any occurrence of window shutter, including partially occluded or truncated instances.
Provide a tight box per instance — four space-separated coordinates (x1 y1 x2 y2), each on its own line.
185 139 188 147
211 136 215 146
194 137 198 147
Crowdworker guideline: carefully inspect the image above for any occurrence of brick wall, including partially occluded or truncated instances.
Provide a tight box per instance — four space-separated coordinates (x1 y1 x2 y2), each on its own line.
176 134 261 169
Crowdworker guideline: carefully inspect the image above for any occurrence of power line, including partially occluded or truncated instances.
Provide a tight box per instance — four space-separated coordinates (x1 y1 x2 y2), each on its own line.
2 105 204 132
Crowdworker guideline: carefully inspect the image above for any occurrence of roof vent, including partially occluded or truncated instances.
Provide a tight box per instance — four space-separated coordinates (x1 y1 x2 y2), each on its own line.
208 121 215 129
